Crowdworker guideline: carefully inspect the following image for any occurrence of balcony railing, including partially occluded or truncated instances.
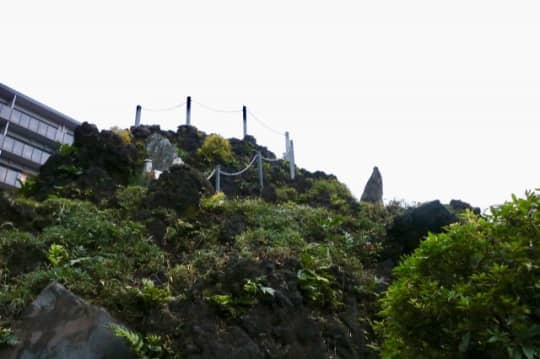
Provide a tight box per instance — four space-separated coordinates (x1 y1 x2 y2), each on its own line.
0 135 51 166
0 102 74 145
0 165 24 188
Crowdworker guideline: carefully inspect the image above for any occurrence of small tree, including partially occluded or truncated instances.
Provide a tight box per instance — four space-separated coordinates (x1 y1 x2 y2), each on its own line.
197 134 233 166
377 190 540 358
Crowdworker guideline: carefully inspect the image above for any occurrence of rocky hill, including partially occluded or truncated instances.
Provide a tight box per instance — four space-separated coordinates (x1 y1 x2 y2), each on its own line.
0 122 537 358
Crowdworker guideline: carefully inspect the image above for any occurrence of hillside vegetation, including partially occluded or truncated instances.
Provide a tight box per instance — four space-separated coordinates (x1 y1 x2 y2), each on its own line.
0 122 538 358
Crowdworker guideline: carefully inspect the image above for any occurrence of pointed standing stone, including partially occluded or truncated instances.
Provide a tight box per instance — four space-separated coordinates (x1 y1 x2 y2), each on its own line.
361 166 383 204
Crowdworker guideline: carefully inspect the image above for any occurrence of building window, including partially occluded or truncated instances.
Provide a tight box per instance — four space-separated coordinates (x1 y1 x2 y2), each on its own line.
3 137 14 152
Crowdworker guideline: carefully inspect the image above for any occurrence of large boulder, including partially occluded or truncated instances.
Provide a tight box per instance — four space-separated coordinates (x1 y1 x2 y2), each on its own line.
360 166 383 204
147 164 213 216
386 200 458 259
0 282 133 359
34 122 144 202
449 199 481 215
145 133 181 172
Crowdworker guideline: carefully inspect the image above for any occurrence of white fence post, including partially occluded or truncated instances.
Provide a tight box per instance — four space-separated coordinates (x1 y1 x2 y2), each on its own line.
215 164 221 192
289 139 295 180
257 152 263 194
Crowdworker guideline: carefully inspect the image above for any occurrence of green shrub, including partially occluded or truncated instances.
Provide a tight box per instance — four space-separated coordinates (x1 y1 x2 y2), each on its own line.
197 134 233 166
0 230 46 278
297 268 342 310
115 186 148 218
200 192 226 211
300 179 358 215
377 191 540 358
124 279 172 312
110 126 133 145
0 326 18 348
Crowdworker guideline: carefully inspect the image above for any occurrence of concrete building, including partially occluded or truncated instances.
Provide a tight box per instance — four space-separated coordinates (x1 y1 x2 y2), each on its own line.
0 83 79 189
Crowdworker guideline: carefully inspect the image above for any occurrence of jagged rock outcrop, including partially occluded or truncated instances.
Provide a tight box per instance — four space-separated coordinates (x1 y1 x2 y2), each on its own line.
0 282 133 359
147 164 213 216
145 133 181 172
450 199 481 215
386 200 458 259
33 122 143 202
170 259 368 359
360 167 383 204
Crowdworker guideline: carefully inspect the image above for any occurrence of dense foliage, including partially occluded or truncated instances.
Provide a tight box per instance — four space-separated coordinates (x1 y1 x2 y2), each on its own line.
377 191 540 358
2 121 537 358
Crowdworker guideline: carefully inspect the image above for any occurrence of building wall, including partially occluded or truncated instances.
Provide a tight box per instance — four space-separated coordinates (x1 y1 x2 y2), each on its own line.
0 84 79 189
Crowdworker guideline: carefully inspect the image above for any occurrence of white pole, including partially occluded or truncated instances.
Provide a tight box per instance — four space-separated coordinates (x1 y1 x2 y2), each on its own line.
284 131 290 160
289 139 295 180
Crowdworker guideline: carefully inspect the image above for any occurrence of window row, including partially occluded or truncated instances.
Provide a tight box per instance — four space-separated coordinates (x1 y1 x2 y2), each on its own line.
0 103 74 144
0 165 24 188
1 136 51 165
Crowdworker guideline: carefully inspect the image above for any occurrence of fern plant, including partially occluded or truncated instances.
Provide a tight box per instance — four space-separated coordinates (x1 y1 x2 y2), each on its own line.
47 244 69 266
109 324 167 359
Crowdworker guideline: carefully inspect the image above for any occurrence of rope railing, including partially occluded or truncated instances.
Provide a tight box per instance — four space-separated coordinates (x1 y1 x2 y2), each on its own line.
261 155 282 163
219 154 259 177
141 102 186 112
135 96 297 187
247 109 285 136
192 100 242 114
206 168 216 181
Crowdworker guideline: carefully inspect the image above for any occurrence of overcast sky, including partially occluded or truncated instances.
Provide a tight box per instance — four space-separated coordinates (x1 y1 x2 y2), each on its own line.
2 1 539 209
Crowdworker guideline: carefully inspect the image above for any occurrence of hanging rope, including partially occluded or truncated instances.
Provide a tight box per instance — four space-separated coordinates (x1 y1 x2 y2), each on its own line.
206 168 216 180
247 110 285 136
261 156 282 163
192 100 242 114
141 101 186 112
219 154 259 176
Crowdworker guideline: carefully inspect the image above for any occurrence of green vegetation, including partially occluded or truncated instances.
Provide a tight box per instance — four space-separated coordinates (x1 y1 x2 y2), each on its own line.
3 123 538 358
110 324 169 359
197 134 233 167
0 326 18 348
377 191 540 358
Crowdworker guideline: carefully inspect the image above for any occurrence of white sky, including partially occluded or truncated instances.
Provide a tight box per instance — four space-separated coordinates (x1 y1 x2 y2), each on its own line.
2 1 539 209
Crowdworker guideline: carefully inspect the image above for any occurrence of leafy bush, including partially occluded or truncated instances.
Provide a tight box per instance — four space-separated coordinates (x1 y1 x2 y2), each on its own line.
377 191 540 358
0 326 18 348
110 126 133 145
209 277 275 317
300 179 358 215
197 134 233 166
124 279 172 312
200 192 226 211
115 186 148 218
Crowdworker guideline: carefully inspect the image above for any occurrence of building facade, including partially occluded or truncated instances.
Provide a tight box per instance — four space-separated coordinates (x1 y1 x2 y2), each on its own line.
0 83 79 189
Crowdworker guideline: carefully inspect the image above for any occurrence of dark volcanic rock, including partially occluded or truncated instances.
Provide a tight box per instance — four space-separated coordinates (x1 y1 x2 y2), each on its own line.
169 259 368 359
0 282 133 359
450 199 481 215
147 164 213 216
176 125 206 154
386 200 458 259
34 122 143 202
360 166 383 204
